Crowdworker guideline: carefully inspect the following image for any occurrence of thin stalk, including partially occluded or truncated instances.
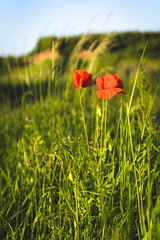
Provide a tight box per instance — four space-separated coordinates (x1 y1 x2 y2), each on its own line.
128 42 148 113
50 41 56 140
127 106 143 236
100 99 105 169
38 60 43 103
97 100 105 215
75 178 79 240
103 100 107 151
52 41 55 97
78 90 90 154
147 122 152 240
123 42 148 133
58 168 62 240
141 84 159 140
95 104 101 153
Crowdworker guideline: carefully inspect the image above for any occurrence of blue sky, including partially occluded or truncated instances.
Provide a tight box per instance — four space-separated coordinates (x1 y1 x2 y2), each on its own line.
0 0 160 56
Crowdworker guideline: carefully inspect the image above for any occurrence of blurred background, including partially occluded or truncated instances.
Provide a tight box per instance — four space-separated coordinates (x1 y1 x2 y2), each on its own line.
0 0 160 115
1 0 160 56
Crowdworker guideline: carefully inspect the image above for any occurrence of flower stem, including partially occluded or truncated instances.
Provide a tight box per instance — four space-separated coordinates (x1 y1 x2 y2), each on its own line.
100 99 105 169
104 100 107 150
78 90 90 154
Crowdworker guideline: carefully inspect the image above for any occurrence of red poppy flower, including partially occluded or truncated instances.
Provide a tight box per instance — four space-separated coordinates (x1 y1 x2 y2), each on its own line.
72 70 92 90
96 73 126 99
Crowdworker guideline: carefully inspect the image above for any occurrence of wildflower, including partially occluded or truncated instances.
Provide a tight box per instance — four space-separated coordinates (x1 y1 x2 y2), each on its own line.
26 117 30 122
72 70 92 90
96 73 126 99
89 140 93 145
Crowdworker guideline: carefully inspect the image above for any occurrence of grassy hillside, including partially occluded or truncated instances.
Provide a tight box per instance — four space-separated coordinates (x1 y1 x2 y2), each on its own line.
0 32 160 113
0 32 160 239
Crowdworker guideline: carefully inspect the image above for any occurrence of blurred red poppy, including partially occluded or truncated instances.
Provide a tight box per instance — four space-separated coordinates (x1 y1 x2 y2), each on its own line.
96 73 126 99
72 70 92 90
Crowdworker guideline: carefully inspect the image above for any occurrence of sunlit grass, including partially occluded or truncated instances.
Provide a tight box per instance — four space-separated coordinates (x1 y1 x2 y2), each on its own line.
0 34 160 240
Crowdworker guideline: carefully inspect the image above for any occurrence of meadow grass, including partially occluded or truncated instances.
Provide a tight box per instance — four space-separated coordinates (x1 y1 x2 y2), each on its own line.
0 35 160 240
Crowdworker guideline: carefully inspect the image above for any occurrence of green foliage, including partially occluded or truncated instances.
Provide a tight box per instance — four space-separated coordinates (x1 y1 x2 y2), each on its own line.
0 55 28 73
27 32 160 59
29 36 57 55
0 34 160 240
1 31 160 78
110 32 160 58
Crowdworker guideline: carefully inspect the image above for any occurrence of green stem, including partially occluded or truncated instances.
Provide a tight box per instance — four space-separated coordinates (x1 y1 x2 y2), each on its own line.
104 100 107 150
127 106 143 235
75 178 79 240
100 100 105 170
78 90 90 154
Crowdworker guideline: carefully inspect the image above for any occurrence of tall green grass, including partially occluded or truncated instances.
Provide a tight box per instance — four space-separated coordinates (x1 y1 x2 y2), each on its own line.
0 35 160 240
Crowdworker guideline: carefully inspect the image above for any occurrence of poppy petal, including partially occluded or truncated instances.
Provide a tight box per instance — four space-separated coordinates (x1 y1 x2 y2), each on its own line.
96 76 104 90
112 74 119 81
82 74 92 88
72 70 82 89
96 88 126 100
81 71 92 85
72 70 92 89
117 79 124 89
103 73 118 88
112 74 124 89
